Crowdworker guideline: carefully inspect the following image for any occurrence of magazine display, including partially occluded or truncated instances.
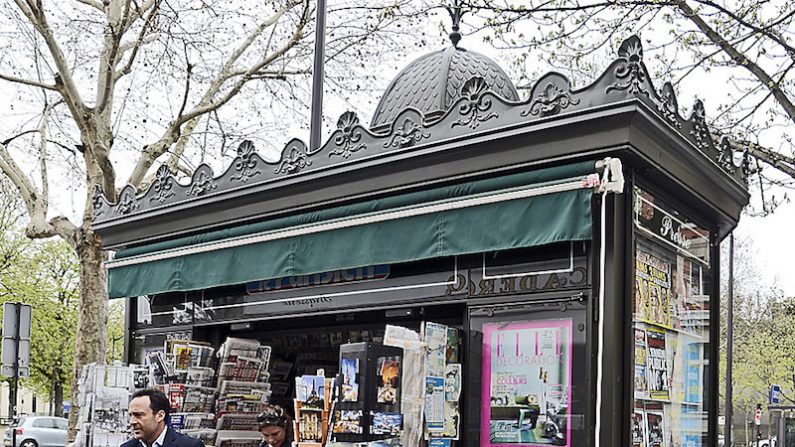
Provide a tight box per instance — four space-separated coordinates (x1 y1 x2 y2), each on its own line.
215 336 273 444
294 373 334 446
634 249 673 330
645 411 666 447
481 319 572 447
633 191 712 447
73 363 135 447
646 329 669 401
631 410 646 447
76 324 465 447
633 329 649 399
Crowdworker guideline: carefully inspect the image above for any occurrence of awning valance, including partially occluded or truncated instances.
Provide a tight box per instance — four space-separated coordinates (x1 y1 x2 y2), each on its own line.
107 162 598 299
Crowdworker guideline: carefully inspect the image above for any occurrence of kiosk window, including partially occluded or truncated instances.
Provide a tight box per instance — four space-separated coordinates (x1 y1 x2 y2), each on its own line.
469 301 589 447
632 187 713 447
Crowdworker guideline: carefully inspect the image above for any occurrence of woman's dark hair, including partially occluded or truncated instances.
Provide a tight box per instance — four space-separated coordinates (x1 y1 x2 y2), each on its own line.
131 388 171 419
257 404 290 429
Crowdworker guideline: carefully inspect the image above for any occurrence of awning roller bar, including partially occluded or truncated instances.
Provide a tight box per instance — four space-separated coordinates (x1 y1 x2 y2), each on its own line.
106 168 612 271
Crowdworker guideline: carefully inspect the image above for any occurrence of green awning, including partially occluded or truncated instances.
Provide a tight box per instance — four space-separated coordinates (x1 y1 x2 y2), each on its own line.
108 162 597 298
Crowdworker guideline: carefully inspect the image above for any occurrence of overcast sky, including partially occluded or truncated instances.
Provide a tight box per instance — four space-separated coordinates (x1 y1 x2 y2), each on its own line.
734 204 794 297
3 7 790 299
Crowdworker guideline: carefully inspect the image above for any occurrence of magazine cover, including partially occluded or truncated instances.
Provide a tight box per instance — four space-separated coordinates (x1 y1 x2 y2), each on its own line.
635 248 673 329
424 376 445 434
645 411 666 447
442 401 460 439
298 408 324 442
446 327 460 363
182 386 215 413
632 410 646 447
370 412 403 436
186 366 215 387
376 356 401 405
173 344 193 372
444 363 462 402
424 322 448 377
296 375 326 409
133 367 151 390
481 318 573 447
340 357 360 402
684 341 703 404
646 329 670 400
333 410 363 434
633 329 649 399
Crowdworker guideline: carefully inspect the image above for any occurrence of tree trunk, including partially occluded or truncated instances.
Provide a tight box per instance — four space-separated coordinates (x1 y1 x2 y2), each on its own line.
54 380 64 417
49 379 54 416
66 232 108 442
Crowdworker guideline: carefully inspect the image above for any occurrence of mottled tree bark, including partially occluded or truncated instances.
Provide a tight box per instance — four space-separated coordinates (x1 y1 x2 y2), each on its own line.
66 233 108 442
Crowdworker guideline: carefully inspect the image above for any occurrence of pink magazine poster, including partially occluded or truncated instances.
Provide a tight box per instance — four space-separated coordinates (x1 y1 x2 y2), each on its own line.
481 318 573 447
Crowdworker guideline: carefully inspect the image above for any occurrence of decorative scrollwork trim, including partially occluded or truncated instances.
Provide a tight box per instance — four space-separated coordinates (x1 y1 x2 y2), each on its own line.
522 81 579 117
384 118 430 148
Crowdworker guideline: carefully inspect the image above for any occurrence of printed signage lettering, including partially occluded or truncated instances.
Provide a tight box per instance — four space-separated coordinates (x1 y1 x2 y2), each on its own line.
634 188 711 265
247 265 389 294
282 296 333 307
660 216 691 250
446 266 587 296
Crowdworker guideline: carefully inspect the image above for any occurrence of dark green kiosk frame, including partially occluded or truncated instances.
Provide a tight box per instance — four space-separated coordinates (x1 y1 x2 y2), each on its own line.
93 36 749 447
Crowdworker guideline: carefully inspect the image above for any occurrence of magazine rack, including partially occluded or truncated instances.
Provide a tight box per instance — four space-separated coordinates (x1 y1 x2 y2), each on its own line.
332 342 403 443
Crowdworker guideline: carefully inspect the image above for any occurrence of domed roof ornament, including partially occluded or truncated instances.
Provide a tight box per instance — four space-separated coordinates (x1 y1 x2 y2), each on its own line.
445 0 465 48
369 1 519 131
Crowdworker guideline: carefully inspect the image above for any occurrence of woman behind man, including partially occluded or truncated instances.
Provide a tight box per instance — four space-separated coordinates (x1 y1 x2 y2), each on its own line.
257 404 293 447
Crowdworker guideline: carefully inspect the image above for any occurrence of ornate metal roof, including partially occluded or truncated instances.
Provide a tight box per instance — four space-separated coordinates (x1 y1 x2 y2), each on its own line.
92 36 750 245
369 46 520 129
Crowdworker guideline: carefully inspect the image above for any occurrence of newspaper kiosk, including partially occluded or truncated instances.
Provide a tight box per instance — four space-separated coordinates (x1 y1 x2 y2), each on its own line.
93 35 749 447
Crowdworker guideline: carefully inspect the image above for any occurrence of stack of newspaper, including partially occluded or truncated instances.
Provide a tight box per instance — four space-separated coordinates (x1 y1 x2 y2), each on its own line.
214 337 273 447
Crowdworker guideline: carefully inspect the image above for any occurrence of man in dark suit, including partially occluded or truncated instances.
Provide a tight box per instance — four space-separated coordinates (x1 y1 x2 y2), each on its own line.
121 388 203 447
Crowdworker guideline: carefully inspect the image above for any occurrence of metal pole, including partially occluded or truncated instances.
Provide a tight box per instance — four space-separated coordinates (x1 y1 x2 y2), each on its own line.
778 409 785 447
11 303 20 447
726 233 734 446
309 0 327 150
757 403 762 447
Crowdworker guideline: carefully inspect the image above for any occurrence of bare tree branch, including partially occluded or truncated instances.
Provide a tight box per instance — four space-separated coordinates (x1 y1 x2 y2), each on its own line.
14 1 90 128
0 139 77 241
0 71 57 90
96 0 128 114
0 142 41 220
691 0 795 59
674 0 795 124
73 0 104 11
38 101 52 220
114 29 159 81
2 130 40 146
127 0 157 25
734 140 795 179
125 0 310 187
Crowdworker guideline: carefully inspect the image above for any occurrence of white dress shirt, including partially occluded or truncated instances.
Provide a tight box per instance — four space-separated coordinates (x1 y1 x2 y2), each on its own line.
140 425 168 447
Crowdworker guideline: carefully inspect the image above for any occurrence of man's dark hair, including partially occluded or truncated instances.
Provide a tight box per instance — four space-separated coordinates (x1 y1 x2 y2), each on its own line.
131 388 171 419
